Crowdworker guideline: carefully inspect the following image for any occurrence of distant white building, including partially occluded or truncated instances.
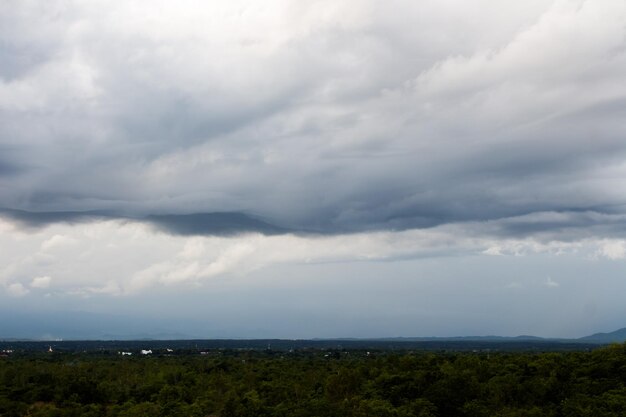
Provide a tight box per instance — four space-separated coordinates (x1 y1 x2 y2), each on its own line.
141 349 152 355
120 352 133 356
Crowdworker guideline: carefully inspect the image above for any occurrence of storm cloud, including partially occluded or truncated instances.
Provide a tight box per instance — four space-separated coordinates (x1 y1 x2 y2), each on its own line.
1 0 626 238
4 1 626 339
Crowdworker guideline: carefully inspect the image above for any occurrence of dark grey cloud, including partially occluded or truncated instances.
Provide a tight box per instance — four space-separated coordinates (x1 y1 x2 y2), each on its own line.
145 213 290 236
470 210 626 243
2 0 626 239
0 208 291 237
0 208 113 229
0 159 20 177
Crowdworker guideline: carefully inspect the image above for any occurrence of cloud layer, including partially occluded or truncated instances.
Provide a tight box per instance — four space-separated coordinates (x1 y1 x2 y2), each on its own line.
1 215 624 297
2 214 626 339
2 1 626 338
2 0 626 236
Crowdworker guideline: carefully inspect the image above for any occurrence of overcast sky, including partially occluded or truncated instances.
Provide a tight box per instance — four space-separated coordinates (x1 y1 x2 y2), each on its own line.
1 0 626 339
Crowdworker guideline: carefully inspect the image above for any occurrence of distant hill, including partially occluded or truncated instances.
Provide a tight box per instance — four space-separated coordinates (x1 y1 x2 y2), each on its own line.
1 306 624 345
356 335 548 342
578 328 626 343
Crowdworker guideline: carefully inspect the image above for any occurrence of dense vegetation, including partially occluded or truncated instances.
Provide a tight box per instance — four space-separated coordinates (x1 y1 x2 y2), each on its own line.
1 344 626 417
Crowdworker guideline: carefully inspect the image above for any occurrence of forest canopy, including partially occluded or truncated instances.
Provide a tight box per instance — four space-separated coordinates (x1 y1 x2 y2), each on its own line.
1 344 626 416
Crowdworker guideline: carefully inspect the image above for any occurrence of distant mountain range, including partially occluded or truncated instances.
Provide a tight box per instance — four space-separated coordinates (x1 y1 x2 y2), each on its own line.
577 327 626 343
1 307 625 343
322 328 626 345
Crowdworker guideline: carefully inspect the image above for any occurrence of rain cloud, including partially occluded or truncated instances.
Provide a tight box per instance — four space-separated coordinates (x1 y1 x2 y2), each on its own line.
2 0 626 239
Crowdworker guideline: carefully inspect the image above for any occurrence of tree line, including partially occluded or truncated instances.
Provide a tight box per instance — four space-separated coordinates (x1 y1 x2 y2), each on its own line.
1 344 626 416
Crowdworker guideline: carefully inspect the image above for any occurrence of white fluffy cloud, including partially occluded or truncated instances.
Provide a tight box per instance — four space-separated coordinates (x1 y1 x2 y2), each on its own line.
30 275 52 289
596 240 626 260
6 282 29 297
1 215 623 297
41 235 77 251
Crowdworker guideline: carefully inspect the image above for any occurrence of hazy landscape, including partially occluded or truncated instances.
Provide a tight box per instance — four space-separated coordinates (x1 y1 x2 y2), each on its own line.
3 0 626 415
